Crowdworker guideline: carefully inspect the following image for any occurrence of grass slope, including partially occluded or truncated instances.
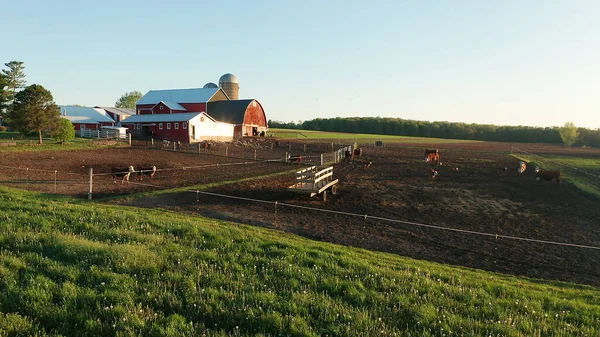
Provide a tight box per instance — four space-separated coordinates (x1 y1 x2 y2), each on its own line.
0 187 599 337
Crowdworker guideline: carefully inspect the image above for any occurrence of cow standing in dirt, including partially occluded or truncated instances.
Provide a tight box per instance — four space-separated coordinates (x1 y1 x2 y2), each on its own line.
535 167 561 184
111 166 135 184
137 166 157 181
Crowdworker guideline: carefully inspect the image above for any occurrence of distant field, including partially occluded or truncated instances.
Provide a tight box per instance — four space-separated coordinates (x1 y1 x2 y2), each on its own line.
267 128 478 144
1 187 599 336
513 152 600 198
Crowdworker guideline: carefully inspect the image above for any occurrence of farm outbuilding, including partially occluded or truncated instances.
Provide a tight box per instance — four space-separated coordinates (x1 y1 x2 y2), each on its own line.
95 106 135 124
207 99 268 137
129 73 268 143
59 106 115 131
120 112 235 143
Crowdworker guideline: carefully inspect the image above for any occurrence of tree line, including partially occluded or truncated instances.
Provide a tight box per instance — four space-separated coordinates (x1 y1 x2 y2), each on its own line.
268 117 600 147
0 60 141 144
0 61 74 144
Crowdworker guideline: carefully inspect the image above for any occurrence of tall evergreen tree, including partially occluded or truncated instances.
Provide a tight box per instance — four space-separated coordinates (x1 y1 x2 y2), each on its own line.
9 84 60 144
0 74 10 118
2 61 26 102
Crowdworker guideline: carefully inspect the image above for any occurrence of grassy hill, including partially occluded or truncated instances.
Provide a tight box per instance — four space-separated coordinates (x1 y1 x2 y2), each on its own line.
0 187 598 336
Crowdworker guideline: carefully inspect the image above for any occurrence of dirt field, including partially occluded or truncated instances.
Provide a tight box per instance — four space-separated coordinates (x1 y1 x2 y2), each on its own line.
3 141 600 286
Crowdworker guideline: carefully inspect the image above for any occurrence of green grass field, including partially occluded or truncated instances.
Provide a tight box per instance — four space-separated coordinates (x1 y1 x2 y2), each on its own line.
267 128 478 144
1 187 599 337
512 153 600 198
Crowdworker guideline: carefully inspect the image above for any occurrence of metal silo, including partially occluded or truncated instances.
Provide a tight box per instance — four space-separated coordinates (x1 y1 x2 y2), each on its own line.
203 82 218 88
219 73 239 100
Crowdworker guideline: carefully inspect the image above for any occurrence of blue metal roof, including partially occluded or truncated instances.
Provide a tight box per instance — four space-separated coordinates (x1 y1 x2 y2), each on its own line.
121 113 202 124
137 88 221 105
59 106 115 124
160 101 187 111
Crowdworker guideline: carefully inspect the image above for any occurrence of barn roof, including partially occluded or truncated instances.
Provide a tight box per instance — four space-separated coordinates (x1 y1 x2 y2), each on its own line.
95 106 135 116
121 112 201 124
137 87 227 105
207 99 257 124
157 101 187 111
59 106 115 124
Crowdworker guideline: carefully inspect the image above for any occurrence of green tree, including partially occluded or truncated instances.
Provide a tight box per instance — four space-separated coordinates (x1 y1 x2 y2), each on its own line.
0 73 10 117
115 90 143 109
9 84 60 144
2 61 26 102
558 122 579 147
51 118 75 144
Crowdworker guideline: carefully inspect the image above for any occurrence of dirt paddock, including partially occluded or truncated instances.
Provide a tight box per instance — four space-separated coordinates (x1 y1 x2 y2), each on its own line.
3 141 600 286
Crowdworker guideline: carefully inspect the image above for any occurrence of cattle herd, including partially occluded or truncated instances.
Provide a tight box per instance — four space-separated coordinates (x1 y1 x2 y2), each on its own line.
111 166 157 183
424 149 561 184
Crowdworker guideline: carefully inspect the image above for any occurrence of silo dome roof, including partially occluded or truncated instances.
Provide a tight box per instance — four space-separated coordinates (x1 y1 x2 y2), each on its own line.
203 82 218 88
219 73 239 84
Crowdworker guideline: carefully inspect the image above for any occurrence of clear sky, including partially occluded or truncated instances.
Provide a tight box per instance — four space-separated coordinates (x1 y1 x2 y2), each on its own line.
2 0 599 129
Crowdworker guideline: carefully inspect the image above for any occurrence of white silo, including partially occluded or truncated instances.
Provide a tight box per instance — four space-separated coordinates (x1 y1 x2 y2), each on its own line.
219 73 239 100
203 82 218 88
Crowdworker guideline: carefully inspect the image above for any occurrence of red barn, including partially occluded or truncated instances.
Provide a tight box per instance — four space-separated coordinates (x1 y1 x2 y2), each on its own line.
207 99 268 137
126 80 268 143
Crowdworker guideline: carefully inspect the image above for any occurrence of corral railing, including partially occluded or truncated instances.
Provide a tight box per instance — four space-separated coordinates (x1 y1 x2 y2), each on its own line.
79 129 129 141
320 143 356 165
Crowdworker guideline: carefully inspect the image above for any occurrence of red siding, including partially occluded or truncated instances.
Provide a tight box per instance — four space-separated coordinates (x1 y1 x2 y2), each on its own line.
179 103 206 112
123 121 190 143
243 100 267 127
73 122 113 131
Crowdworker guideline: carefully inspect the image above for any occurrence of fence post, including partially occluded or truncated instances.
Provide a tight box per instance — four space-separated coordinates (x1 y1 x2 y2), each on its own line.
88 168 93 200
225 147 228 157
151 138 154 148
331 142 334 152
128 133 132 145
304 144 307 152
173 141 176 151
285 151 288 162
54 170 57 194
198 142 202 153
321 153 324 166
254 149 257 160
26 168 29 184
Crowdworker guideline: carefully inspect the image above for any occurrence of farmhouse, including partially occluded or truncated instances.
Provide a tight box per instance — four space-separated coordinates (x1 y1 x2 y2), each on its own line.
122 73 268 143
59 106 115 131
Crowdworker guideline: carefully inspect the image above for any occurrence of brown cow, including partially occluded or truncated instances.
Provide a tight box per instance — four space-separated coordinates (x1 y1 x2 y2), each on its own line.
111 166 135 184
137 166 157 181
353 148 363 157
288 155 303 164
535 167 561 184
424 149 440 165
363 161 372 169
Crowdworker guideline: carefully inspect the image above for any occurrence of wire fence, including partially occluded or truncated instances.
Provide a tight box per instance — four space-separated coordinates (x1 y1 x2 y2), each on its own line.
179 188 600 251
512 146 600 193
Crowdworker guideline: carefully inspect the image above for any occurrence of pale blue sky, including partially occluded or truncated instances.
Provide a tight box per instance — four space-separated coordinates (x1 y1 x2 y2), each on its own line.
2 0 599 128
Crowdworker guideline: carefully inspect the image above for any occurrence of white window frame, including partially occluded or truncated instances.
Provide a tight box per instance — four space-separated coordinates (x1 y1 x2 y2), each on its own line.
183 122 187 129
159 123 163 130
167 123 171 130
175 122 179 130
136 123 140 130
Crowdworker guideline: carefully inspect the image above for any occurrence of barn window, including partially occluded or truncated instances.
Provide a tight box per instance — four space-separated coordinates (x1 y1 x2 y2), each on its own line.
183 122 187 129
160 105 164 111
175 123 179 130
167 123 171 130
136 124 140 130
159 123 163 130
